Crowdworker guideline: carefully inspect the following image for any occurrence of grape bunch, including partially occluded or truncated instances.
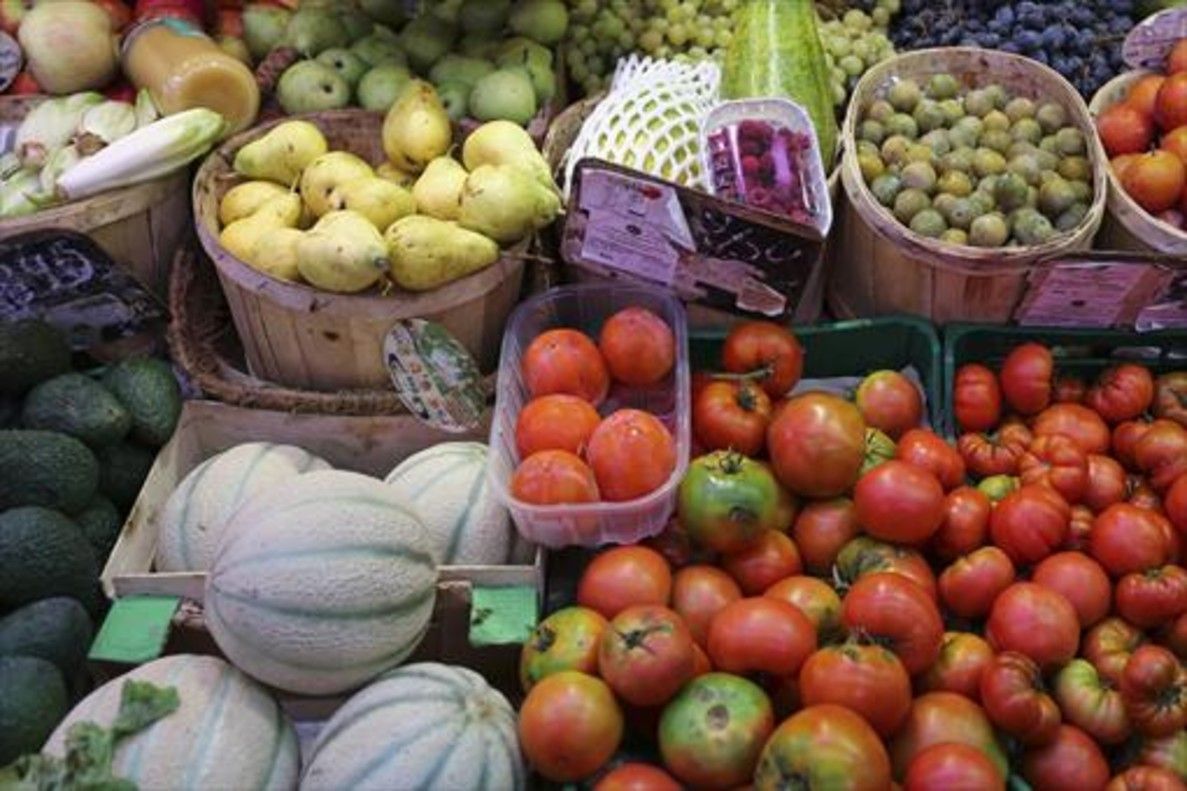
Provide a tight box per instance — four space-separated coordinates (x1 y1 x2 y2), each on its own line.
819 4 900 108
890 0 1138 98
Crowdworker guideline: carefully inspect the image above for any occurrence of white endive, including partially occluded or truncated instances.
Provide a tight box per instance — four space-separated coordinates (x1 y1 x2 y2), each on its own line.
76 100 136 154
13 92 104 167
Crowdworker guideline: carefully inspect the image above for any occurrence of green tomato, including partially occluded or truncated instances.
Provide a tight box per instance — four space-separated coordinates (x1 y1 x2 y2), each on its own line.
978 474 1019 503
678 451 783 554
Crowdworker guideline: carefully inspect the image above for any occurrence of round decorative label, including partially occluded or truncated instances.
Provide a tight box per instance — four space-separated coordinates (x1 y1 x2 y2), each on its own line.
383 318 486 434
1124 7 1187 72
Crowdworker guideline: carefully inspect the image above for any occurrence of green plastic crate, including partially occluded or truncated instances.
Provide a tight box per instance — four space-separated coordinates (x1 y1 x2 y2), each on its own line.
943 324 1187 437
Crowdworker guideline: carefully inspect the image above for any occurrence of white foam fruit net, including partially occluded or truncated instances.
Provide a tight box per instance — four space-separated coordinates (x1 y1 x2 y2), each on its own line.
561 55 722 200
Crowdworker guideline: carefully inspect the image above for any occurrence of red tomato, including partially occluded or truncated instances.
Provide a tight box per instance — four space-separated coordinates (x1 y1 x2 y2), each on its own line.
754 704 891 791
1087 364 1157 424
1167 474 1187 535
520 606 608 692
522 328 610 404
904 743 1006 791
1161 611 1187 661
855 370 923 439
980 651 1062 746
891 692 1009 781
1131 476 1165 511
1139 731 1187 781
1090 503 1171 577
593 763 681 791
799 642 913 738
1021 725 1111 791
954 363 1003 433
917 631 995 702
1001 342 1055 415
645 516 713 570
518 671 624 782
1084 454 1129 513
767 393 866 498
1154 371 1187 428
1121 645 1187 738
721 321 804 399
841 572 943 675
764 576 843 642
1020 434 1090 504
587 409 676 501
1083 617 1147 687
853 460 946 544
989 484 1070 565
835 536 938 601
1054 659 1133 746
721 530 802 595
1034 403 1112 455
931 486 991 561
670 565 741 648
791 497 860 574
1117 565 1187 630
512 449 600 505
516 394 602 459
599 605 695 707
1054 374 1088 404
986 582 1080 671
598 307 675 386
896 429 966 491
1105 766 1187 791
1065 504 1096 551
1135 421 1187 492
578 546 672 619
693 380 772 457
1115 420 1156 470
939 546 1015 620
1033 551 1113 628
707 596 816 677
958 431 1025 477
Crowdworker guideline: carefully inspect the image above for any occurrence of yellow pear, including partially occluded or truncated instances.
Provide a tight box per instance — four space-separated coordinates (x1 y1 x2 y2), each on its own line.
218 181 290 226
328 176 417 231
246 227 304 282
299 151 375 218
461 119 556 193
412 156 468 220
382 80 452 174
385 215 500 291
233 120 329 186
296 210 390 293
457 163 561 244
218 193 302 262
376 161 418 189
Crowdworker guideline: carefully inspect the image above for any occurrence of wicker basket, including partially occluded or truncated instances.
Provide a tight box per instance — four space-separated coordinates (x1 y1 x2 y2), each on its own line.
0 96 191 299
828 48 1108 324
192 109 525 392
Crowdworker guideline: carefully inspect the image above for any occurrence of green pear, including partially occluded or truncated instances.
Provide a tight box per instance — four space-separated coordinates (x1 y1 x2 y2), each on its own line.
428 54 494 89
316 48 368 87
328 175 417 231
436 81 469 122
351 32 406 66
247 226 304 282
459 0 511 32
430 0 465 25
277 61 351 114
457 32 499 59
461 119 556 194
243 4 291 61
219 193 302 262
412 156 468 220
339 8 374 41
396 14 457 73
382 80 452 174
358 0 406 27
219 180 289 225
495 39 555 104
299 151 374 217
234 120 329 187
458 163 561 244
357 64 413 111
508 0 568 45
385 215 500 291
282 8 349 56
297 210 390 293
468 67 536 125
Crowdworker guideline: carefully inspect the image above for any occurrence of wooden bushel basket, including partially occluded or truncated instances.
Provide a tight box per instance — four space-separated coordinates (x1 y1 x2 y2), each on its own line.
192 109 525 392
828 48 1108 323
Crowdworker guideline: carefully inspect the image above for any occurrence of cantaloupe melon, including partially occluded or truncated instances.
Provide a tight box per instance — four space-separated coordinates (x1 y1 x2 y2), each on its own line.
43 654 298 790
300 662 525 791
205 469 438 696
383 442 520 565
155 442 331 573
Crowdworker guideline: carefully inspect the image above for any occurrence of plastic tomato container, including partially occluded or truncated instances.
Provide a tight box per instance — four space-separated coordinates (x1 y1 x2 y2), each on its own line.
487 282 691 548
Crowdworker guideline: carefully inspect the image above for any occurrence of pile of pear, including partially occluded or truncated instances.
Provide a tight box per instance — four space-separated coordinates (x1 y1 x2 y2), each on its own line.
216 80 561 294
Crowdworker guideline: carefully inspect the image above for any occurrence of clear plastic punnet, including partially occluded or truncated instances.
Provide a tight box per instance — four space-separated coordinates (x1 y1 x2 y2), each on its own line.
487 282 691 548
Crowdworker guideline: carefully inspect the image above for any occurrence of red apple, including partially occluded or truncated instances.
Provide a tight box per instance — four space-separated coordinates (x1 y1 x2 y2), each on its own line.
1169 39 1187 75
1123 150 1187 214
1099 103 1155 157
1156 73 1187 132
1162 126 1187 166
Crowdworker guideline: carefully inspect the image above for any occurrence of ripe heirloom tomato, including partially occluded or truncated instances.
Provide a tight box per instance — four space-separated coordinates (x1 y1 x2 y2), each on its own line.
1139 731 1187 781
891 692 1009 781
1090 503 1171 577
597 306 675 386
721 530 802 595
658 673 774 789
587 409 676 502
841 572 943 675
860 427 897 476
1033 403 1112 455
598 605 695 707
953 363 1003 433
958 432 1025 477
989 484 1070 565
578 545 672 620
765 576 843 642
1168 474 1187 535
1087 364 1156 424
721 321 804 399
1130 476 1165 511
707 596 816 677
800 642 913 738
518 671 624 783
1001 342 1055 415
1162 611 1187 661
520 606 608 692
939 546 1015 620
1116 419 1155 470
754 704 891 791
986 582 1080 671
593 763 681 791
1054 374 1088 404
767 392 866 498
678 451 783 554
1116 565 1187 630
931 486 991 561
512 449 600 505
1032 551 1112 628
904 743 1006 791
1105 766 1187 791
1021 725 1111 791
1121 645 1187 738
1135 421 1187 492
896 428 966 490
853 460 946 544
693 380 772 457
855 369 923 439
1054 659 1133 747
1154 371 1187 427
1083 617 1147 686
516 394 602 459
1065 504 1095 551
835 536 937 601
1084 454 1129 513
917 631 995 702
522 328 610 405
1020 434 1089 504
980 651 1062 746
791 497 860 574
671 565 741 648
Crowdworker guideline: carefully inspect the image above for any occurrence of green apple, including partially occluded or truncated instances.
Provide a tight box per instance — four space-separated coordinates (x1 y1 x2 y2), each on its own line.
277 60 351 114
317 48 369 87
357 63 413 111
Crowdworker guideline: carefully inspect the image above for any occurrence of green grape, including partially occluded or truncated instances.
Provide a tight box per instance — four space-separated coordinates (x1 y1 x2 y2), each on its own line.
843 9 872 31
639 29 663 52
688 45 708 59
851 38 872 63
840 54 864 77
872 7 890 27
617 31 634 49
828 36 852 58
714 29 732 48
667 22 688 46
694 26 715 49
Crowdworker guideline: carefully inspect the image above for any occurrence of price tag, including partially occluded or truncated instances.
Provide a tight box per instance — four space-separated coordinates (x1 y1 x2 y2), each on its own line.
89 596 180 665
383 319 486 434
1124 7 1187 71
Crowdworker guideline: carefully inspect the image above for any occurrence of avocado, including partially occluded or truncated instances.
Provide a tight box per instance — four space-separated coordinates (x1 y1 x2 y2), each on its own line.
21 373 132 447
95 442 155 511
0 655 68 764
0 430 99 514
0 320 71 395
74 495 121 562
0 506 98 610
0 596 92 677
100 358 181 447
